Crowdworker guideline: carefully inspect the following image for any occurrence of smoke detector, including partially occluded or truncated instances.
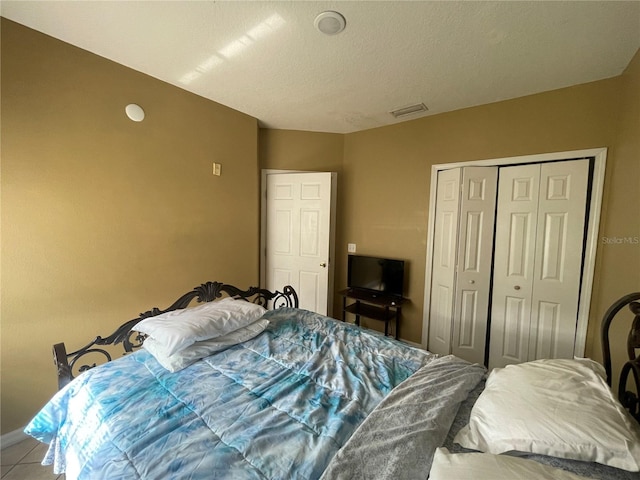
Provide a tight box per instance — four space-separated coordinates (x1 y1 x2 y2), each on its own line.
314 11 346 35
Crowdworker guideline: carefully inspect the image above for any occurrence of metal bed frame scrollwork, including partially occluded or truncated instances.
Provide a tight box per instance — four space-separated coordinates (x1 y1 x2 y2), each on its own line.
53 281 298 390
601 291 640 423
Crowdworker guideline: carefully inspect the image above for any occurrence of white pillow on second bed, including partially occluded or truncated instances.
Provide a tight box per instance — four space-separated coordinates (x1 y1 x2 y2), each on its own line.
429 448 590 480
134 297 267 356
454 358 640 472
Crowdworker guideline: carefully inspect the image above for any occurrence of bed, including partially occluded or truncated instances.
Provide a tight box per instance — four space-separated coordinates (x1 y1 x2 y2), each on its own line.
24 283 640 479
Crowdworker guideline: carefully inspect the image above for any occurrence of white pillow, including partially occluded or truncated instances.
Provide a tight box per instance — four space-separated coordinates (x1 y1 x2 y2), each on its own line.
454 358 640 472
144 318 269 372
134 298 267 356
572 355 607 380
429 448 591 480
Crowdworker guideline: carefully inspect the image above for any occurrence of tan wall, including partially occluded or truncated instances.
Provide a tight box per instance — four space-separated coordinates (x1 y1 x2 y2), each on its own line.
259 129 344 173
588 49 640 381
1 19 260 434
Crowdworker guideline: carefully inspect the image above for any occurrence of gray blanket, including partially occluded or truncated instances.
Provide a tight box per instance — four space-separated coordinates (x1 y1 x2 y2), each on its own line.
320 355 486 480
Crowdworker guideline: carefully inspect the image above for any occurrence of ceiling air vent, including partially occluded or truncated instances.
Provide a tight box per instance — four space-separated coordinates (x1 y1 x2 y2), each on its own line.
390 103 428 118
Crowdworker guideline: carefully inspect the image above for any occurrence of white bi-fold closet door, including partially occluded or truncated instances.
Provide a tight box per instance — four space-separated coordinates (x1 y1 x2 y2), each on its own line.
427 159 590 368
489 159 589 368
427 166 498 365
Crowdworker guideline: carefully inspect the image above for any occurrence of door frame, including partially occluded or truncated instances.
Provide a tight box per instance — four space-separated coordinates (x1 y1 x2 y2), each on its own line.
421 148 608 358
260 169 338 316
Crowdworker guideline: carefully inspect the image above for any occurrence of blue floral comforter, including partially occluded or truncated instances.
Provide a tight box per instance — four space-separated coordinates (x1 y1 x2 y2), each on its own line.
25 308 434 479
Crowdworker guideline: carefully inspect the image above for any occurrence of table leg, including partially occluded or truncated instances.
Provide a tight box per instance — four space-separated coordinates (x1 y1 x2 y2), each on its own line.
342 296 347 321
384 306 389 336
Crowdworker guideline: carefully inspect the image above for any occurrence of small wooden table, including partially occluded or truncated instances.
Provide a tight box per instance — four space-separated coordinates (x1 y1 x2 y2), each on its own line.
339 288 405 339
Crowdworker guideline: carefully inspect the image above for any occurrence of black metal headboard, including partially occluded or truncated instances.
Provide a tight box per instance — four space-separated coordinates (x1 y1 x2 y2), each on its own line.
53 282 298 390
601 292 640 422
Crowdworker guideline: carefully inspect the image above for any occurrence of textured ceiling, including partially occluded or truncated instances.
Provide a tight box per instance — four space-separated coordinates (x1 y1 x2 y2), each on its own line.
2 1 639 134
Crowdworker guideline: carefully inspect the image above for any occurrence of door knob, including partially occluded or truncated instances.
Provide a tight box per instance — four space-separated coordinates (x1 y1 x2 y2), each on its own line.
468 280 475 284
320 262 327 268
514 285 521 290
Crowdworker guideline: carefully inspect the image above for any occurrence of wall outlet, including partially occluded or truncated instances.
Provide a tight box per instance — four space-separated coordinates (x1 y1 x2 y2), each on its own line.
347 243 356 253
213 163 221 176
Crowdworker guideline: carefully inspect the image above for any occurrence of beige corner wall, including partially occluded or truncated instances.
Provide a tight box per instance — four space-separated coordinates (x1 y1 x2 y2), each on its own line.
262 51 640 384
259 129 344 173
590 48 640 381
1 19 260 434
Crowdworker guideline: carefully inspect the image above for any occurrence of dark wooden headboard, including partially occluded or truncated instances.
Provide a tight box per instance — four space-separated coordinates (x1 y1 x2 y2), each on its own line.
601 291 640 422
53 281 298 390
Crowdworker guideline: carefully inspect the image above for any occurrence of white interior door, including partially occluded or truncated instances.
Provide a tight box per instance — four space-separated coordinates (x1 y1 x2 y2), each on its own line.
427 168 462 356
451 166 498 364
265 172 334 315
489 159 589 369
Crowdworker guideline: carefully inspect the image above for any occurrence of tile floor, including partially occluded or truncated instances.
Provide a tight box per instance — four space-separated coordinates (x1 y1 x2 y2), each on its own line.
1 438 62 479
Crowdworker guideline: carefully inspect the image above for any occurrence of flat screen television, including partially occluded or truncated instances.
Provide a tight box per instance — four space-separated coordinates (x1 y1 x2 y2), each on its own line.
347 255 405 298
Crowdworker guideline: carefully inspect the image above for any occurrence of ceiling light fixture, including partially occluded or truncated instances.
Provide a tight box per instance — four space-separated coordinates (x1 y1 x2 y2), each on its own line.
390 103 428 118
314 11 346 35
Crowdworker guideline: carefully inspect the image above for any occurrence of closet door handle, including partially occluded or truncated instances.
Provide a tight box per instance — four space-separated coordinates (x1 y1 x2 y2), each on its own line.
468 280 475 284
514 285 521 290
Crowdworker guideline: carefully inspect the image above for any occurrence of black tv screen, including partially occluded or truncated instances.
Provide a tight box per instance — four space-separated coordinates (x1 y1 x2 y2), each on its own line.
347 255 405 298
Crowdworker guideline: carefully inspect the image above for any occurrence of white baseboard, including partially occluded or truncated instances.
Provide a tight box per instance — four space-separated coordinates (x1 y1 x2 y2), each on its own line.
1 428 28 449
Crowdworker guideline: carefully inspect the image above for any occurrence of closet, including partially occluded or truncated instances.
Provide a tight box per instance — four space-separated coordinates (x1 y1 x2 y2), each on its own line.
427 158 590 369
